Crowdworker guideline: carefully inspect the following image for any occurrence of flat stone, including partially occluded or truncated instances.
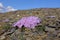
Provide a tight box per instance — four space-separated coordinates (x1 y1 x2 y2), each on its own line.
45 26 55 32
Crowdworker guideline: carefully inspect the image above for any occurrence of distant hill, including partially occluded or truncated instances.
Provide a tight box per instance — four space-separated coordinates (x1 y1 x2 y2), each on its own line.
0 8 60 19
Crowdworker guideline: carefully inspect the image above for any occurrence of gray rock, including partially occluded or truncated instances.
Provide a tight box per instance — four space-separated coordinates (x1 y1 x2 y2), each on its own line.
45 26 55 32
0 36 5 40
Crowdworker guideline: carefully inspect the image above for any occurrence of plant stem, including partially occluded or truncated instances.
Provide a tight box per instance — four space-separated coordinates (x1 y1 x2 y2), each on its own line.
20 26 25 40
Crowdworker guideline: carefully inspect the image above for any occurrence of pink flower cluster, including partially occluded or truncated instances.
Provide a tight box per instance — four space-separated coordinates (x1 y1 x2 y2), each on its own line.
13 16 41 29
2 19 9 22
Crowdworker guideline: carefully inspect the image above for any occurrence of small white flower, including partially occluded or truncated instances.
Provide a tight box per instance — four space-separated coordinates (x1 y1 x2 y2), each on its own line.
17 14 20 17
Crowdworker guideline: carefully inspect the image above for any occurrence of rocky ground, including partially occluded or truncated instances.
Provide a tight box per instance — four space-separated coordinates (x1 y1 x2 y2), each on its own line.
0 8 60 40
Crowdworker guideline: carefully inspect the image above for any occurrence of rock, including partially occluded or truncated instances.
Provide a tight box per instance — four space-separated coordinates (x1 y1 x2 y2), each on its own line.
32 35 42 40
41 34 47 38
38 31 45 36
4 36 12 40
44 32 57 40
56 20 60 28
57 29 60 33
43 37 54 40
45 26 55 32
0 35 5 40
57 33 60 38
56 20 60 24
6 27 17 35
10 35 18 40
52 31 58 37
26 37 32 40
0 29 7 35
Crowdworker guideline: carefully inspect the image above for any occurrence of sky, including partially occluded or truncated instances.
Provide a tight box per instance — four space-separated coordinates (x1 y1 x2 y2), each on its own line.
0 0 60 12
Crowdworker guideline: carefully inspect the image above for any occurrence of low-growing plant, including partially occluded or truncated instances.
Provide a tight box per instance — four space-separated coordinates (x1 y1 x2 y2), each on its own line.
2 23 12 30
36 25 45 32
12 16 41 40
12 16 41 29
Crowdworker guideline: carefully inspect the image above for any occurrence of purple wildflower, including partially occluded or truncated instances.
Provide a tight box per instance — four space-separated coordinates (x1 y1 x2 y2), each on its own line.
2 19 9 22
12 16 41 29
47 16 56 18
